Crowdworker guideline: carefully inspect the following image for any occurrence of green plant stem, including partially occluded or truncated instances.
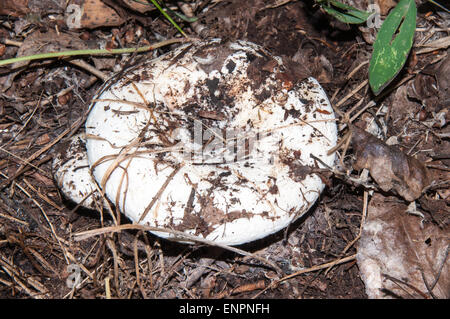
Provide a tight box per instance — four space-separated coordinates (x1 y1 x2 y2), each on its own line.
0 38 187 67
132 0 198 22
148 0 187 37
428 0 450 13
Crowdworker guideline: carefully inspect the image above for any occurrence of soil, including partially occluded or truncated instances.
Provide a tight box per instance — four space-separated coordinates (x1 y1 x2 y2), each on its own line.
0 0 448 299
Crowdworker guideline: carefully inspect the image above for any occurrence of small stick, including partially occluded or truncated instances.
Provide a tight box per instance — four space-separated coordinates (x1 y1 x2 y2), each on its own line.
68 59 109 82
335 80 368 108
342 190 369 254
134 231 148 299
310 153 380 191
214 280 266 298
253 254 356 298
383 273 429 299
12 177 70 264
139 165 182 223
0 117 83 191
278 254 356 283
106 238 121 297
346 60 369 80
420 243 449 298
22 178 64 211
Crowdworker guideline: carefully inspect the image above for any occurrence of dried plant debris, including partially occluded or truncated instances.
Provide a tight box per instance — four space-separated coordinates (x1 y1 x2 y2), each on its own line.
12 30 88 67
435 51 450 107
357 193 449 299
0 0 30 17
1 0 448 300
405 51 450 117
3 29 89 90
350 125 430 202
418 196 450 228
117 0 155 14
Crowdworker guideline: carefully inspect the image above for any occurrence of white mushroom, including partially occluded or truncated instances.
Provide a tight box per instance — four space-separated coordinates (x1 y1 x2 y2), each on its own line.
53 39 338 245
53 134 99 210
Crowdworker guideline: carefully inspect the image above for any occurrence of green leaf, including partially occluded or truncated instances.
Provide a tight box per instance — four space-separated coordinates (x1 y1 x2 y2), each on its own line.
369 0 416 95
321 0 372 24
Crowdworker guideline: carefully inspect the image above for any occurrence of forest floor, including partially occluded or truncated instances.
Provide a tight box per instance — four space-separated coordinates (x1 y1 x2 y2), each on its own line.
0 0 448 299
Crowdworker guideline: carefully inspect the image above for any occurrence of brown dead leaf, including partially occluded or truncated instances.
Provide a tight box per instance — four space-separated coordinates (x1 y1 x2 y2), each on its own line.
36 133 51 145
389 84 421 126
2 29 89 90
357 193 449 299
435 51 450 107
376 0 397 15
12 29 88 69
410 51 450 112
406 73 440 113
29 172 54 187
351 125 430 202
0 0 30 17
0 44 6 57
118 0 154 14
65 0 124 29
418 197 450 228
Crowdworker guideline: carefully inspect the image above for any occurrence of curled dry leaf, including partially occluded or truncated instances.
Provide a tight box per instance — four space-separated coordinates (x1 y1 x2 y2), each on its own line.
351 125 430 202
357 193 449 299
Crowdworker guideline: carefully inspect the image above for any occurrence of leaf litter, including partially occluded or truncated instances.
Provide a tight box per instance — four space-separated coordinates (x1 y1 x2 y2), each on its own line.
0 0 449 299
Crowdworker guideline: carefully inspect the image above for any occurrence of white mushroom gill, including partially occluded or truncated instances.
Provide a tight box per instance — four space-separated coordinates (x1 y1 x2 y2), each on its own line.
55 39 338 245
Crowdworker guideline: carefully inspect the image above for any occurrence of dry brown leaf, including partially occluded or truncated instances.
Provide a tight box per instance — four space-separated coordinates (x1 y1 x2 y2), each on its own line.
357 193 449 299
11 28 117 73
418 197 450 228
3 29 89 90
436 51 450 107
12 29 88 69
119 0 154 14
376 0 397 15
0 0 30 17
351 125 430 202
65 0 124 29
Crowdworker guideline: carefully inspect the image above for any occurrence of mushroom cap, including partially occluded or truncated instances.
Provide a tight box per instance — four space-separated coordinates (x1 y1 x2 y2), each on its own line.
52 134 98 209
83 39 337 245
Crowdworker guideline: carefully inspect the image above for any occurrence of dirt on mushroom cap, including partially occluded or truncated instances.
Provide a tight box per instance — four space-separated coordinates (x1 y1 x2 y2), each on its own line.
84 39 338 245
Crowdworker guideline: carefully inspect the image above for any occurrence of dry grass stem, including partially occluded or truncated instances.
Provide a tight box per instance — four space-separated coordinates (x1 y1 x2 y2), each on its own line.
254 253 356 298
341 191 369 254
74 224 283 274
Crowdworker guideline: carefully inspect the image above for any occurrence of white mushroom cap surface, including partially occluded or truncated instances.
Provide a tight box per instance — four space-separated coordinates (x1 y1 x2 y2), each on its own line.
81 39 338 245
53 134 99 209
